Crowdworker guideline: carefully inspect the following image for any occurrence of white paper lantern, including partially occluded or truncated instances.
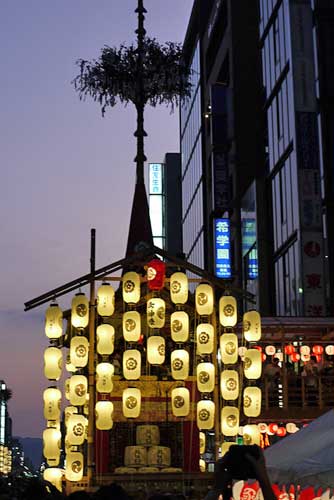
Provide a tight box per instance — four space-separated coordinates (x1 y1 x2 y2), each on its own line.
325 345 334 355
196 363 215 393
197 400 215 430
220 334 238 364
244 349 262 379
171 387 190 417
65 451 84 482
147 298 165 329
64 406 78 427
171 350 189 380
243 387 262 417
43 388 61 421
196 324 214 354
70 336 89 368
122 388 141 418
44 347 62 381
220 370 239 400
300 345 311 355
170 272 188 304
274 352 284 362
65 355 76 374
136 425 160 446
301 353 311 362
67 414 87 445
221 406 239 436
71 293 89 329
96 324 115 355
170 311 189 342
243 425 260 446
265 345 276 356
258 423 268 433
95 401 114 430
243 310 261 341
123 350 141 380
219 296 237 327
43 468 62 492
96 362 114 393
122 311 141 342
43 428 61 466
199 458 206 472
124 446 147 467
286 422 298 433
199 432 206 454
148 446 171 467
122 272 140 304
147 336 165 365
69 375 87 406
196 284 214 315
45 303 63 339
97 283 115 317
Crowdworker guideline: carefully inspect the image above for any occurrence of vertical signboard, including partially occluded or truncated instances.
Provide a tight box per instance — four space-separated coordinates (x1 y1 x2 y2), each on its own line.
214 219 231 279
149 163 165 249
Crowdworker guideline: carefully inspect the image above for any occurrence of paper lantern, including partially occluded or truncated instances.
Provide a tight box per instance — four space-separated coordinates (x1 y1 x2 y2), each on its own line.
65 355 76 373
290 352 300 362
147 298 165 329
243 387 262 417
243 349 262 379
243 310 261 341
70 336 89 368
300 345 311 355
97 283 115 317
258 423 268 433
265 345 276 356
219 296 237 327
274 352 284 362
268 423 278 434
284 345 295 355
122 311 141 342
123 350 141 380
196 324 214 354
220 334 238 364
96 324 114 355
170 311 189 342
148 446 171 467
43 428 61 466
44 347 62 381
65 451 84 482
286 422 298 433
199 459 206 472
325 345 334 355
313 345 324 355
171 350 189 380
197 400 215 430
122 272 140 304
67 414 87 445
43 468 62 492
43 388 61 421
96 362 114 393
64 406 78 427
136 425 160 446
69 375 87 406
95 401 114 430
171 387 190 417
147 336 165 365
243 425 260 446
276 427 287 437
238 346 247 358
147 259 166 290
71 293 89 329
124 446 147 467
221 406 239 436
196 284 214 315
301 353 311 362
220 370 239 400
199 432 206 454
196 362 215 393
170 272 188 304
45 303 63 339
123 388 141 418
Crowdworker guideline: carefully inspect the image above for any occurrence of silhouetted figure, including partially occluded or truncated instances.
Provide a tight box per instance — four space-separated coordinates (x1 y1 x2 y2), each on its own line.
68 491 91 499
92 482 130 500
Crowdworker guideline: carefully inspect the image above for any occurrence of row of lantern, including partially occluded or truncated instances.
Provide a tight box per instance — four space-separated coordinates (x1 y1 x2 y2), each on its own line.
0 446 12 475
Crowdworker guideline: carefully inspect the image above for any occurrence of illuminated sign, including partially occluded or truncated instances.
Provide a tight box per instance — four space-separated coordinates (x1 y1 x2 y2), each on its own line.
149 163 165 249
149 163 163 194
214 219 231 279
248 247 258 280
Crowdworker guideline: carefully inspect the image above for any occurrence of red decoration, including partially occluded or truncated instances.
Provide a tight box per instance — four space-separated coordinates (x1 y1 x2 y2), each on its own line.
276 427 287 437
254 346 262 352
146 259 166 290
312 345 323 355
262 353 267 362
290 352 300 363
284 345 295 355
268 423 278 434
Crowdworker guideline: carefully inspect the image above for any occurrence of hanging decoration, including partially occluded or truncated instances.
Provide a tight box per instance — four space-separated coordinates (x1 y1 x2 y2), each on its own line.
97 283 115 317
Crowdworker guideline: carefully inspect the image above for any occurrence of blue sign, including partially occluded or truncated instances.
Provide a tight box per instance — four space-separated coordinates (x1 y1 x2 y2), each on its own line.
248 247 258 279
214 218 232 279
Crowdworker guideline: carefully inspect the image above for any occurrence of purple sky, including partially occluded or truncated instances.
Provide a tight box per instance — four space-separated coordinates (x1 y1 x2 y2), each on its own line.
0 0 193 438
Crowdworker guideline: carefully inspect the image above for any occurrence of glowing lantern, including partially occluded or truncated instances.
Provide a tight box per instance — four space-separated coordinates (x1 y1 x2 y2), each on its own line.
284 345 295 355
96 362 114 393
147 298 165 328
122 272 140 304
243 387 262 417
95 401 114 430
123 311 141 342
97 283 115 316
221 406 239 436
243 349 262 379
67 414 87 446
43 388 61 421
122 388 141 418
325 345 334 355
300 345 311 355
170 311 189 342
69 375 87 406
243 425 260 446
276 427 287 437
286 422 298 433
274 352 283 362
70 336 89 368
238 346 247 358
301 353 310 362
199 432 206 454
147 336 165 365
313 345 324 355
45 303 63 339
243 310 261 341
268 423 278 434
219 296 237 327
196 284 214 316
65 451 84 482
220 370 239 400
196 363 215 393
290 352 300 362
199 459 206 472
124 446 147 467
265 345 276 356
196 324 214 354
220 334 238 364
64 406 78 427
171 350 189 380
136 425 160 446
171 387 190 417
197 400 215 430
43 428 61 466
43 468 62 492
147 259 166 290
96 324 114 355
71 293 89 329
65 355 76 373
258 423 268 433
170 272 188 304
44 347 62 381
148 446 171 467
123 350 141 380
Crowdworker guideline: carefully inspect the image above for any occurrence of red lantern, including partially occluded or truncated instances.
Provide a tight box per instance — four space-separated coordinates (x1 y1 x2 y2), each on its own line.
146 259 166 290
268 423 278 434
312 345 323 355
290 352 300 363
315 354 322 363
276 427 287 437
254 346 262 352
284 345 295 355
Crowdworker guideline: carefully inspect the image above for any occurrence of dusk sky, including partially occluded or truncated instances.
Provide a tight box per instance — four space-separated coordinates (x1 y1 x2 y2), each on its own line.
0 1 193 438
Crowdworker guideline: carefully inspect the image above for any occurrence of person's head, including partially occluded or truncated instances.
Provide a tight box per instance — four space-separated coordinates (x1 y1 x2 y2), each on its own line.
272 357 279 365
68 491 91 499
93 482 130 500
